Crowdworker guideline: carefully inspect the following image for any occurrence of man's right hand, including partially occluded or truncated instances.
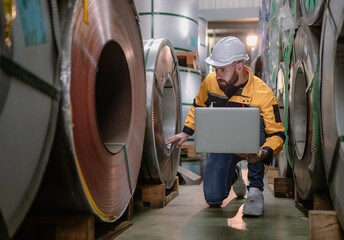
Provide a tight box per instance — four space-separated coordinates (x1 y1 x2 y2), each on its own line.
165 132 189 148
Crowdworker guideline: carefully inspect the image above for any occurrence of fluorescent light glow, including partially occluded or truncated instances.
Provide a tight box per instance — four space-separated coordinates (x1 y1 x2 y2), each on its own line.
247 35 258 47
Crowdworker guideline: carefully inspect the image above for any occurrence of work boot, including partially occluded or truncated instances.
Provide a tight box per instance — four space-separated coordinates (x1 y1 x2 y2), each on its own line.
232 162 246 198
243 187 264 216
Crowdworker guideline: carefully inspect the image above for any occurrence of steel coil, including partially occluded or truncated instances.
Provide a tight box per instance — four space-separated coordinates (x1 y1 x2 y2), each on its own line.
179 67 202 145
0 0 59 237
276 62 292 177
320 0 344 228
141 38 181 189
198 16 208 77
300 0 326 26
269 0 283 93
33 0 146 222
251 55 263 79
290 17 326 200
135 0 199 52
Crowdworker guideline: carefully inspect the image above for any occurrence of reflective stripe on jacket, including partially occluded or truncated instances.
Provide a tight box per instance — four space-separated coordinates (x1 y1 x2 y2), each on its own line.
182 66 285 165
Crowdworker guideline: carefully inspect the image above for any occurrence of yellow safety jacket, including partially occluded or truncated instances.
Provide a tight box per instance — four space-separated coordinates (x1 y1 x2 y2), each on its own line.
183 66 285 165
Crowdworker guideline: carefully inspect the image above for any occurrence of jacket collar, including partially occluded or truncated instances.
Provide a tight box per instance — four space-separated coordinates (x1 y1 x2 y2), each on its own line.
241 66 254 98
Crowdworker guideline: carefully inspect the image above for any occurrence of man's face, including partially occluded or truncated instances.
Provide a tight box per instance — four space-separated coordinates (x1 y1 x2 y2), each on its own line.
214 62 238 92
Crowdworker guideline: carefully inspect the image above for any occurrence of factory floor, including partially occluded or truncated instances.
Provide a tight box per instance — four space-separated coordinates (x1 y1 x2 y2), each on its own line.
116 167 308 240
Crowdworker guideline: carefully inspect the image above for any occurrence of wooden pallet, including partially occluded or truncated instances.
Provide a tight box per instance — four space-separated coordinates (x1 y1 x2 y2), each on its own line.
181 144 198 158
308 210 344 240
176 52 198 69
267 166 279 184
14 215 94 240
137 177 179 208
273 177 294 198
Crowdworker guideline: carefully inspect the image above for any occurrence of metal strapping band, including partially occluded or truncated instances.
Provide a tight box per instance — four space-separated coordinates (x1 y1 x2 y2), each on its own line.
0 55 60 101
105 143 133 195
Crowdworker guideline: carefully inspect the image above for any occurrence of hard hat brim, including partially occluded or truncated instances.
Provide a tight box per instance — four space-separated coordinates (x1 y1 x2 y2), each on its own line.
205 55 249 67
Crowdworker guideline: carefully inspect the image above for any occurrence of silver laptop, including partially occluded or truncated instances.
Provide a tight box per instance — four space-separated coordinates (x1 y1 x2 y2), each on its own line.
194 107 260 154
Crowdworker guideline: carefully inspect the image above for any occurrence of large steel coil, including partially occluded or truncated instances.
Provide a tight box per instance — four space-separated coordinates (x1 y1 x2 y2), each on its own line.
269 0 283 93
251 55 263 79
179 67 202 145
135 0 199 52
33 0 146 222
141 38 181 189
289 17 326 200
320 0 344 228
0 0 59 237
198 16 208 78
300 0 326 26
276 62 292 177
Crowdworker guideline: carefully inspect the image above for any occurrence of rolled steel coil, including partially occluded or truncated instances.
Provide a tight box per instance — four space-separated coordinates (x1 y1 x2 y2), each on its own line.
141 38 181 189
320 0 344 228
179 67 202 145
276 62 292 177
269 0 283 93
251 55 263 79
135 0 199 52
0 0 60 237
300 0 326 26
198 16 208 78
33 0 146 222
289 17 326 200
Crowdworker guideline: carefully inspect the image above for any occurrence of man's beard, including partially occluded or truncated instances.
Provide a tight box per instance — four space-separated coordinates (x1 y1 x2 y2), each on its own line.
217 73 238 92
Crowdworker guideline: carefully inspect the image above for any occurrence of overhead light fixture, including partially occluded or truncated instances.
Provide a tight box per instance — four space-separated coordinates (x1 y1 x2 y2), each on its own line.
247 35 258 47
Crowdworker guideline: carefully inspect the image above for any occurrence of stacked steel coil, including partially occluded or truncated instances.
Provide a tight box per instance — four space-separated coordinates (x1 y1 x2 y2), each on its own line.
141 38 181 189
320 0 344 228
179 67 203 145
289 17 326 199
260 0 344 229
33 0 146 223
135 0 199 53
0 0 60 237
198 16 209 78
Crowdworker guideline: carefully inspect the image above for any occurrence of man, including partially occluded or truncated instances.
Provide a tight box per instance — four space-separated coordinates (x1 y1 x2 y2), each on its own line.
166 36 285 216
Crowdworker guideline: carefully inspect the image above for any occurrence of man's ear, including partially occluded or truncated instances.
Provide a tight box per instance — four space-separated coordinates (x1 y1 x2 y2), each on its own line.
236 61 244 71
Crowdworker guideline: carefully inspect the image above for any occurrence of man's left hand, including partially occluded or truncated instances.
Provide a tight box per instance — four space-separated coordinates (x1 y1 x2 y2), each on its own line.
237 148 269 163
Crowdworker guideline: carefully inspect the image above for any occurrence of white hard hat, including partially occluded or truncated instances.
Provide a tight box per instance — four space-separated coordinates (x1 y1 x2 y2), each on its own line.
205 36 249 67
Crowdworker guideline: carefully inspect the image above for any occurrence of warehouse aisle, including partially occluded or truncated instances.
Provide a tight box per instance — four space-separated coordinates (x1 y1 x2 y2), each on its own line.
116 168 308 240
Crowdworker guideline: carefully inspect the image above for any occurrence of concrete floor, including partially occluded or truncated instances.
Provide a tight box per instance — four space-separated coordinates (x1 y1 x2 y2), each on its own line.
116 168 308 240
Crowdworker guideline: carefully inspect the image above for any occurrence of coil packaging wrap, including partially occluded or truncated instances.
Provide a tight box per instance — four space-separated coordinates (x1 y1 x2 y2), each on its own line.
300 0 326 26
320 0 344 228
141 38 181 189
34 0 146 222
179 67 202 145
0 0 60 237
289 17 326 200
135 0 199 52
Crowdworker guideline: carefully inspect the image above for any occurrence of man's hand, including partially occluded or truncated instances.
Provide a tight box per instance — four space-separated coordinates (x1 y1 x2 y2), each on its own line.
237 148 269 163
165 132 189 148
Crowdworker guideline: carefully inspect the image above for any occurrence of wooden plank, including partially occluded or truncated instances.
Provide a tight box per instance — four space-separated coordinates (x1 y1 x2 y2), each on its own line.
313 193 335 210
273 177 294 198
308 210 344 240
